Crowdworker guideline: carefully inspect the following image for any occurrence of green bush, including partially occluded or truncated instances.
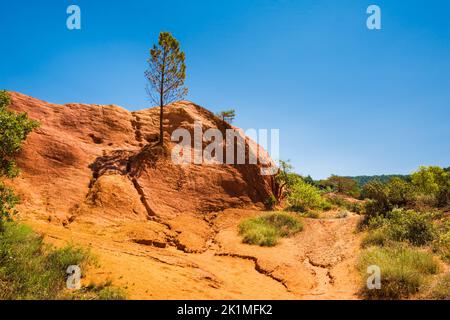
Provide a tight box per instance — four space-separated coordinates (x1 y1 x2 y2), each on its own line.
319 201 332 211
358 245 439 299
301 211 320 219
0 183 18 222
288 180 324 212
386 209 436 246
0 222 84 299
238 212 303 247
433 220 450 262
0 90 40 221
265 194 277 210
97 286 127 300
327 196 364 214
428 273 450 300
361 228 389 248
387 177 416 207
411 166 450 207
364 209 436 246
70 281 127 300
362 180 391 217
348 202 364 214
0 222 124 300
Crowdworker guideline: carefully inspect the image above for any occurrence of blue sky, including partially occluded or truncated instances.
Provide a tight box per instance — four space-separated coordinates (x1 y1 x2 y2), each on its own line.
1 0 449 179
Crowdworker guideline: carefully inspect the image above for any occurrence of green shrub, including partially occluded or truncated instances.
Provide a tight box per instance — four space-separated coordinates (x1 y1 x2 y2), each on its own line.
326 196 363 213
411 166 450 207
0 183 18 222
97 286 127 300
361 228 389 248
385 209 436 246
0 90 40 222
0 222 123 300
238 212 303 247
70 281 127 300
288 180 324 212
363 209 436 247
348 202 364 214
300 211 320 219
362 181 391 217
335 210 349 219
319 201 332 211
433 220 450 262
0 222 77 299
362 177 417 217
428 273 450 300
358 245 439 299
387 177 416 207
265 194 277 210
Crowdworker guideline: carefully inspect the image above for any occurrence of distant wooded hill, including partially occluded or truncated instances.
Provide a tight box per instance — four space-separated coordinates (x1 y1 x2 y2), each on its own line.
346 175 411 187
347 167 450 187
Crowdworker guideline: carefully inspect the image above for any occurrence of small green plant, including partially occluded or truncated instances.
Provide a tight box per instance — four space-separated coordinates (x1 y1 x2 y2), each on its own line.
0 183 19 223
361 228 390 248
319 201 332 211
70 280 127 300
358 245 439 299
97 286 127 300
265 194 277 210
335 210 349 219
238 212 303 247
301 211 320 219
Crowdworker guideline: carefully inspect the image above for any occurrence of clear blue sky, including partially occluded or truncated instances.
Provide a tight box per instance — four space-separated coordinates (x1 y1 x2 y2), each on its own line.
1 0 449 179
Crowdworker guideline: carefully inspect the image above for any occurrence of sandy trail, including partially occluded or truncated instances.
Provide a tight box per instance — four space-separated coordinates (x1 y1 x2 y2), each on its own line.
26 209 363 300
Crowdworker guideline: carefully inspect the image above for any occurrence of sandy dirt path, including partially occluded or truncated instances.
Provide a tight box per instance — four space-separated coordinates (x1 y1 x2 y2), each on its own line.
26 209 363 300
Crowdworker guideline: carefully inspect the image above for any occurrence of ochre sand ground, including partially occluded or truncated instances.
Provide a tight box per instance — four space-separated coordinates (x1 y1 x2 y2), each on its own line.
25 209 363 300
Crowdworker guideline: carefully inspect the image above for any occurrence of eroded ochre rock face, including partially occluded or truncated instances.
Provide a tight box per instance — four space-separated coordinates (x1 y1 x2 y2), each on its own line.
7 92 273 251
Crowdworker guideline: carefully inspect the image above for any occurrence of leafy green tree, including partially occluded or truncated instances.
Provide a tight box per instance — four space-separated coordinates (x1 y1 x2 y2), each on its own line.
411 166 450 206
319 175 360 198
386 177 416 207
362 180 392 217
302 175 316 186
145 32 187 147
272 160 301 202
216 109 236 124
0 90 39 221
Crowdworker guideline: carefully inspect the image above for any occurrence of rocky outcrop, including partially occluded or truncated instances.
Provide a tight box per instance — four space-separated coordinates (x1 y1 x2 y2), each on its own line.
7 92 274 250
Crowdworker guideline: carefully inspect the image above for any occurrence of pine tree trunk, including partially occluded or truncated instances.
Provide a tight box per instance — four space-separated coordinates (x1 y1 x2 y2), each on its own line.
159 103 163 146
